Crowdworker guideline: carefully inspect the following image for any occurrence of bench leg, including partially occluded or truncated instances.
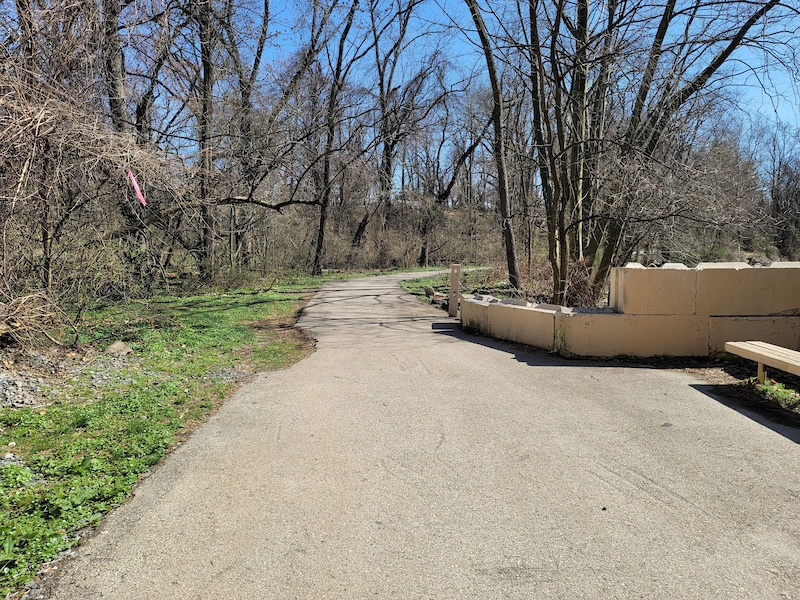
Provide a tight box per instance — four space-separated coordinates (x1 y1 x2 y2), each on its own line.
757 362 765 384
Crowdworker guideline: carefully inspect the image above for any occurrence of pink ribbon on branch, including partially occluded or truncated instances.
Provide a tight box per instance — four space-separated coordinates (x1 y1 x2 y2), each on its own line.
127 169 147 206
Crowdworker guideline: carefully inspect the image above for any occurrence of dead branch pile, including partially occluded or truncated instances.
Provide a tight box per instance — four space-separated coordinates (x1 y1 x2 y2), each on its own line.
0 293 75 347
0 73 187 208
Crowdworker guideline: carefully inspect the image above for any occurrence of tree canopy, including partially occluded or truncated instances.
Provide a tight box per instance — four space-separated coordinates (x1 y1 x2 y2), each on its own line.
2 0 799 306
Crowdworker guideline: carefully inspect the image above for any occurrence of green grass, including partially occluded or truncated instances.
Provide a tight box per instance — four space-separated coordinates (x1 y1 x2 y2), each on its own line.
399 269 498 303
400 274 450 301
0 280 323 596
753 378 800 410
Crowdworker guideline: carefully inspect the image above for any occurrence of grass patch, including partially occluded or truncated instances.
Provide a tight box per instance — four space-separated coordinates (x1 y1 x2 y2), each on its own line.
400 274 448 303
399 269 499 304
0 280 322 596
752 378 800 410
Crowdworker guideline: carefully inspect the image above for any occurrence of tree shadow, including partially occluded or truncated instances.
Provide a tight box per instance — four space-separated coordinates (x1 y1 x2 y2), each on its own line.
430 321 606 368
431 321 800 444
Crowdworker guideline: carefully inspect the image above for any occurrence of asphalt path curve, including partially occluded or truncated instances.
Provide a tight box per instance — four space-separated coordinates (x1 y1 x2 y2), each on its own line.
53 272 800 599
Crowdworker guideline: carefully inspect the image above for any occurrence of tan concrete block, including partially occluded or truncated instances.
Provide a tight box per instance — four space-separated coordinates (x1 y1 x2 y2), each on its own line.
535 303 567 312
460 300 490 335
487 303 556 350
708 317 800 354
696 262 800 316
611 267 621 311
448 264 462 318
697 262 751 269
611 264 696 315
556 310 709 357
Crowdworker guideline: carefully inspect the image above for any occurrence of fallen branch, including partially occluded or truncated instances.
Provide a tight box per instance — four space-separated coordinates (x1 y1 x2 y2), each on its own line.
0 293 77 347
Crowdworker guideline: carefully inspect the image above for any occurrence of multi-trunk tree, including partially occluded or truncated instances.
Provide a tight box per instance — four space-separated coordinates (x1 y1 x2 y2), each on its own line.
465 0 797 303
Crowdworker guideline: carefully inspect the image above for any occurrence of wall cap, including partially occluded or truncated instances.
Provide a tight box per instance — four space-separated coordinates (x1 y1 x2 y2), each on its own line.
696 262 751 270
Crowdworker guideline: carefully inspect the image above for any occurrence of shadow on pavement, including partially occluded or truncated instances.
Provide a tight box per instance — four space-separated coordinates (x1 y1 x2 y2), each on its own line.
430 321 597 368
691 384 800 445
432 321 800 445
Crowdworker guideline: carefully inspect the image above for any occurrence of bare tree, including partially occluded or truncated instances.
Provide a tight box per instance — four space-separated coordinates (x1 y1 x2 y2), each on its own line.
467 0 799 303
312 0 365 275
349 0 447 249
464 0 521 288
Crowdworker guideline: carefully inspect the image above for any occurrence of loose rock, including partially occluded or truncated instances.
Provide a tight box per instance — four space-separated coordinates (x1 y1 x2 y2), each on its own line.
104 341 133 356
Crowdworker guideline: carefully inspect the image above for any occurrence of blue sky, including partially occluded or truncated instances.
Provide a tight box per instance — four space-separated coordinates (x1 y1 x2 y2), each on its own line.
266 0 798 128
741 72 799 127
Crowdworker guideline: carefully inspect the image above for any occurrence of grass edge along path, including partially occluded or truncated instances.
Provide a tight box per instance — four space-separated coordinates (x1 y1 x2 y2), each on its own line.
0 276 335 598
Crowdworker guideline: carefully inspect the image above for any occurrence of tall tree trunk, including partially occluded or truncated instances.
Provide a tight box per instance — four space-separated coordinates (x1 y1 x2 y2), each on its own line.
465 0 520 289
313 0 358 276
418 207 432 267
567 0 589 261
101 0 132 134
351 210 370 249
198 0 214 279
528 0 563 301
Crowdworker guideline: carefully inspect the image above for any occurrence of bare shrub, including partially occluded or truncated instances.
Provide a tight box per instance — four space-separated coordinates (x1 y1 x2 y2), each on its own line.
0 293 75 347
520 258 554 304
564 260 601 308
0 74 186 304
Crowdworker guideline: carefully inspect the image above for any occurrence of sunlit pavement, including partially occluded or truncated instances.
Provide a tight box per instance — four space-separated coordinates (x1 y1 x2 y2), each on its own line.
53 273 800 599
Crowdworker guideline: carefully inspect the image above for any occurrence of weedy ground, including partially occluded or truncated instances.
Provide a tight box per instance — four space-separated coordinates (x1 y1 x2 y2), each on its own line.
752 378 800 410
0 272 361 597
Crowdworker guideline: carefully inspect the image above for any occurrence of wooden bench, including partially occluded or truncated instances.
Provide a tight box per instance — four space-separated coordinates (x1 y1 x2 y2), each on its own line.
724 341 800 384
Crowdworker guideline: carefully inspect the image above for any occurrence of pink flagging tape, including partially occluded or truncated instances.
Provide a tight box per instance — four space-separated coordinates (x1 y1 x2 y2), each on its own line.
127 169 147 206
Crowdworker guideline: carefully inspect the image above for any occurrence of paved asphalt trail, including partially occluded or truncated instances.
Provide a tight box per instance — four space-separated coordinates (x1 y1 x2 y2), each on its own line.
53 273 800 599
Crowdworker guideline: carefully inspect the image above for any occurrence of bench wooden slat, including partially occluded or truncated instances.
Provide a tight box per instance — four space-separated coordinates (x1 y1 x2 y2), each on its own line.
740 341 800 362
743 340 800 353
725 341 800 365
725 341 800 383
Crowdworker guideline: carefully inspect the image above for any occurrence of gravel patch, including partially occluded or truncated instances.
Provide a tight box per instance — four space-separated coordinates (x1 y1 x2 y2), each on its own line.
0 345 135 410
1 451 26 467
0 372 45 408
204 367 250 383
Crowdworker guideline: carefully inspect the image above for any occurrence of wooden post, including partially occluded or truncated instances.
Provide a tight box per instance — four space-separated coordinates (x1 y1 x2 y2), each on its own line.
449 264 462 318
757 362 765 384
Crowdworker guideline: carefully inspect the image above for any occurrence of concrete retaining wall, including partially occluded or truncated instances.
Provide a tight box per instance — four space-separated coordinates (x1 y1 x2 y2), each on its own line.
696 262 800 316
708 317 800 354
459 262 800 358
487 303 557 350
460 300 490 335
613 261 800 317
556 311 708 357
612 263 696 316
